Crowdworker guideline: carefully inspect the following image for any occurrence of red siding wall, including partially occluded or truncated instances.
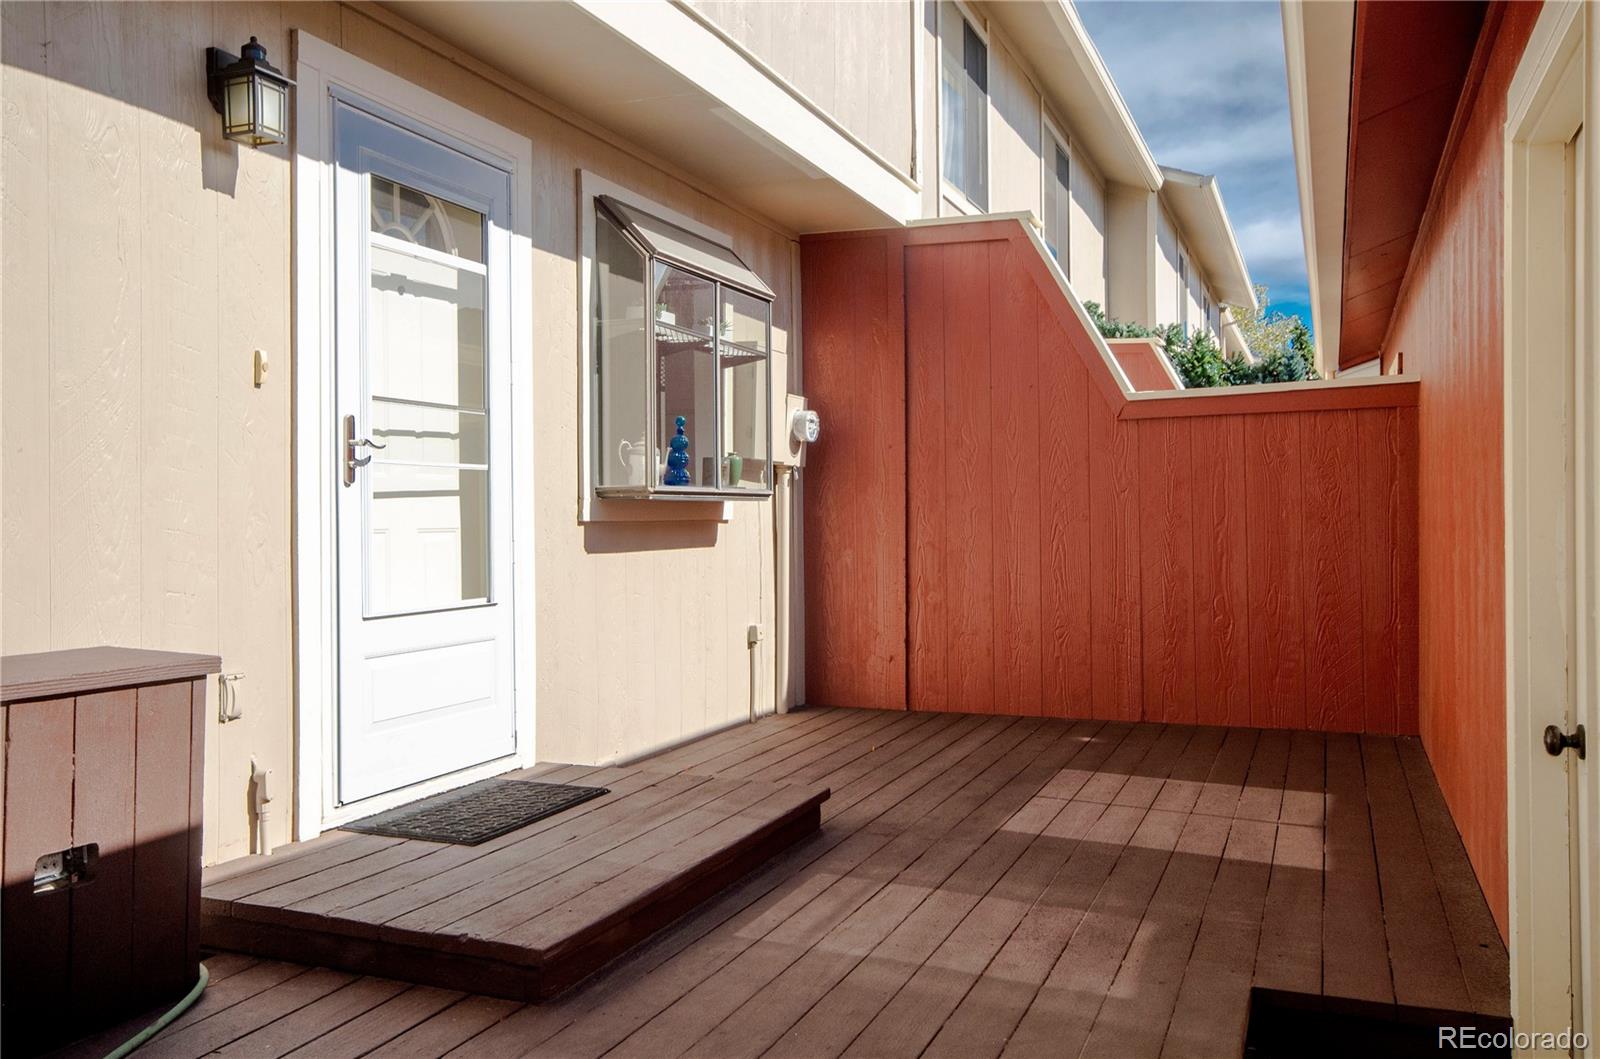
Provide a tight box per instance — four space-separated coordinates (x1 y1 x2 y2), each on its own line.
800 231 907 711
1381 3 1543 938
1108 338 1180 391
803 222 1420 736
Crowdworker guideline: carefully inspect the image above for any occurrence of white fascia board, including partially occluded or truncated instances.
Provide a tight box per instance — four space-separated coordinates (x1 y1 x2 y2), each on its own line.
1158 165 1257 309
574 0 921 224
1281 0 1353 374
987 0 1163 190
1052 0 1162 189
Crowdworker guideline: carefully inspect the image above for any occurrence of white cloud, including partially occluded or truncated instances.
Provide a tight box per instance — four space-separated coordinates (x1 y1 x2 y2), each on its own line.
1077 0 1309 307
1234 214 1306 273
1157 112 1292 173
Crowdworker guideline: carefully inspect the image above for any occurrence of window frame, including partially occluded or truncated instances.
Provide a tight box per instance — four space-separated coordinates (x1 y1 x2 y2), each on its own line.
938 0 990 215
1041 114 1072 273
590 196 775 503
1177 253 1190 337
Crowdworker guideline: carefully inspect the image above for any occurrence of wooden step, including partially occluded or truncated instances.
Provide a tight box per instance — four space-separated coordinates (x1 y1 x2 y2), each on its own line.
200 767 829 1001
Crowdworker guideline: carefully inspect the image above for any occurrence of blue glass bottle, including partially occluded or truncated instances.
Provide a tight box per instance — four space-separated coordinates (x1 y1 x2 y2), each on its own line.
664 415 691 485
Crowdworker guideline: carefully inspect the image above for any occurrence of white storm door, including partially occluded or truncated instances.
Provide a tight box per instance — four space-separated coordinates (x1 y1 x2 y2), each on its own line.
333 101 516 806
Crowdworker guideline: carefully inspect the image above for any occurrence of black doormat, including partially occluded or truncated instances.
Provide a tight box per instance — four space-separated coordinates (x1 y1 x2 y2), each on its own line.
1245 987 1514 1058
342 778 609 845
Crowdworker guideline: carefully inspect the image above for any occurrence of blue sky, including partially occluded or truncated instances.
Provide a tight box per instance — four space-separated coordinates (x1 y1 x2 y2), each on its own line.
1076 0 1311 328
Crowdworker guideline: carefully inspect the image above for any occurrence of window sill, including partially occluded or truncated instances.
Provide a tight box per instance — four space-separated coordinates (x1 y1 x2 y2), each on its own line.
595 486 773 502
940 183 986 217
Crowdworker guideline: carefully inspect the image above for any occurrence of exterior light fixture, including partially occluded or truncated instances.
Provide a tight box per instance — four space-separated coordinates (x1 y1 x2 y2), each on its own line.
207 37 293 147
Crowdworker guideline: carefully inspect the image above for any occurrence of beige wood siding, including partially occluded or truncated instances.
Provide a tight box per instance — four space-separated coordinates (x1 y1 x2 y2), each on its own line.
1156 207 1182 326
684 0 916 179
986 34 1041 219
1069 153 1108 307
2 0 800 864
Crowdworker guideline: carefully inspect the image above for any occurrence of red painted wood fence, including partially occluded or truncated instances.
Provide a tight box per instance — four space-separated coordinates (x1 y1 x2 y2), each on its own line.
801 221 1419 734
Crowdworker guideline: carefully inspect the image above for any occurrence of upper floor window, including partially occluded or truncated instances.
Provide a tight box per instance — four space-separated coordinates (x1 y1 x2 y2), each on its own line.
1043 129 1070 268
1178 254 1190 336
940 1 988 210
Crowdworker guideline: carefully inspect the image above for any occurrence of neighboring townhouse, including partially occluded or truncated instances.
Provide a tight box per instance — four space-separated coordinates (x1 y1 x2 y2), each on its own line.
1 0 1252 865
1156 166 1256 356
921 1 1255 348
1286 0 1597 1044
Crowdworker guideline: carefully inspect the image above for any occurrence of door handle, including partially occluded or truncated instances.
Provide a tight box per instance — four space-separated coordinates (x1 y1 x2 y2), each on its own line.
343 414 387 486
1543 723 1587 760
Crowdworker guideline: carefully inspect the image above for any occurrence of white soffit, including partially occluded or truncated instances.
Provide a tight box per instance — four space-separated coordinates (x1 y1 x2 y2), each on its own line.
985 0 1163 190
379 0 920 233
1158 166 1257 308
1281 0 1354 372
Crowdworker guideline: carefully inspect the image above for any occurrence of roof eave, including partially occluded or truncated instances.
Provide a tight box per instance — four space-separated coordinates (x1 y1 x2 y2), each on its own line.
1158 167 1257 309
986 0 1163 191
1281 0 1354 375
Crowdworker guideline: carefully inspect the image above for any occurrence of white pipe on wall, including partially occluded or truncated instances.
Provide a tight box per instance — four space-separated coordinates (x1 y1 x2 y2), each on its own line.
774 464 791 714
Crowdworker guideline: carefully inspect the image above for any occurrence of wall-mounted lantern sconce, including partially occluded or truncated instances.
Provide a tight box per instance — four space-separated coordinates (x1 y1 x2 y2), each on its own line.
207 37 293 147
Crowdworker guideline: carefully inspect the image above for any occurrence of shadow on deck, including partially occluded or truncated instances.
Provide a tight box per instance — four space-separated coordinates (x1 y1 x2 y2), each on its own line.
48 705 1506 1059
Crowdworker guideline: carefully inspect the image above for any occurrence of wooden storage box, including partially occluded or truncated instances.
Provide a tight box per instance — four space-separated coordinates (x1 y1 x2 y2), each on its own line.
1 647 219 1056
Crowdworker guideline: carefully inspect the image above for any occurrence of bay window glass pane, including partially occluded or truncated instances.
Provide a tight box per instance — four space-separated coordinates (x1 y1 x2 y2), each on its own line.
720 289 769 491
941 3 988 209
655 264 716 488
720 286 768 351
594 209 649 488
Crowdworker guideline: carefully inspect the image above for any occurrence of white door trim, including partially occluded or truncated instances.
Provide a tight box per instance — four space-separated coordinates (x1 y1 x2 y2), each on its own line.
292 32 536 840
1503 0 1589 1047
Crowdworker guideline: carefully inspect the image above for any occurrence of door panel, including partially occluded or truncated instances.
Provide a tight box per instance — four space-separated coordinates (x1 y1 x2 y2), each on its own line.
334 102 516 806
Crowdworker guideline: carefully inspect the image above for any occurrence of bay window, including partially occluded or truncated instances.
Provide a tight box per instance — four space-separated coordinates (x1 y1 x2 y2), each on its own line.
592 195 773 499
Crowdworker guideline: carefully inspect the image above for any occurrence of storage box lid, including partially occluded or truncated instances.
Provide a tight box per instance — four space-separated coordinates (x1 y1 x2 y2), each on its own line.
1 646 222 703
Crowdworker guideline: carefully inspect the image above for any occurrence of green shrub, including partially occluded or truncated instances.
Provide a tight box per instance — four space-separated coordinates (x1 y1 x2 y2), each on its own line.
1084 301 1158 339
1084 303 1319 390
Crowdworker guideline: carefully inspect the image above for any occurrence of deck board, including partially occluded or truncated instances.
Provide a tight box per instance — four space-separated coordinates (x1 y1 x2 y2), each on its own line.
202 765 829 1002
67 708 1509 1059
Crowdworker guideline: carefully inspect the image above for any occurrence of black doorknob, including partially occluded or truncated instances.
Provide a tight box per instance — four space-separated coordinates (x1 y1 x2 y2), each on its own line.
1544 724 1587 759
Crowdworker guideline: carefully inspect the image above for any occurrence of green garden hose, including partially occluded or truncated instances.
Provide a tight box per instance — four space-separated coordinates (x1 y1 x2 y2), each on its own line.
103 963 209 1059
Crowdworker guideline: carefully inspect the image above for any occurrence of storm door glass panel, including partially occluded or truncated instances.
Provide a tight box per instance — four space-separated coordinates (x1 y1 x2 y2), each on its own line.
595 208 650 488
719 287 770 491
365 179 490 615
654 263 717 488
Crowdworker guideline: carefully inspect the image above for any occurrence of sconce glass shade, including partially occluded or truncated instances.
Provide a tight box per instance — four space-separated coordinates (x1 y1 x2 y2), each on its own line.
208 37 293 148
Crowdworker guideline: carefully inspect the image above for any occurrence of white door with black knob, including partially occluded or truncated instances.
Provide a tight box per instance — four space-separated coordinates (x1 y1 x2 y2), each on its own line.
332 100 517 806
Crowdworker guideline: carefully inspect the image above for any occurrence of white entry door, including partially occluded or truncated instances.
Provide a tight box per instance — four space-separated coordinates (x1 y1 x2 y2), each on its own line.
334 101 517 806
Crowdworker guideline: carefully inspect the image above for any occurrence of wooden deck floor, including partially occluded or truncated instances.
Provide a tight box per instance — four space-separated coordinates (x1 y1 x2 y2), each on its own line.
62 707 1508 1058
